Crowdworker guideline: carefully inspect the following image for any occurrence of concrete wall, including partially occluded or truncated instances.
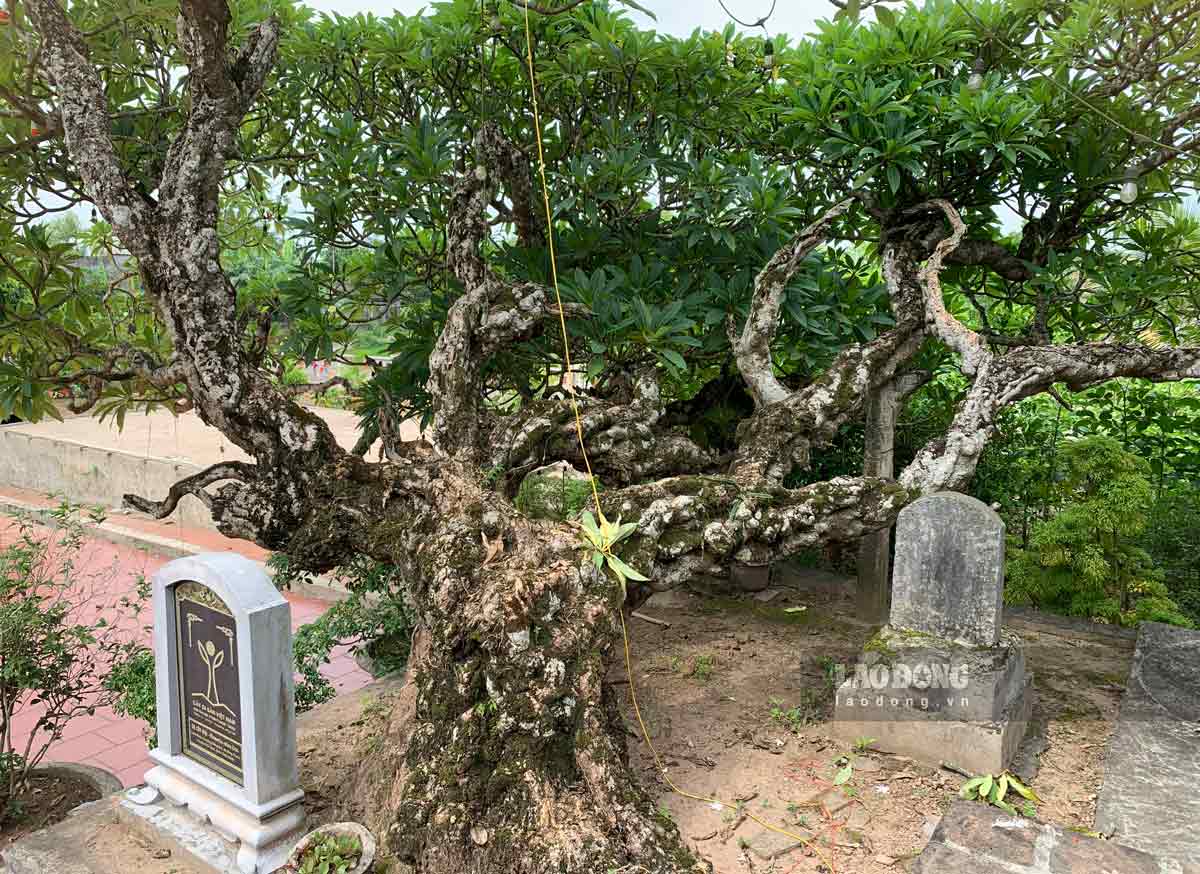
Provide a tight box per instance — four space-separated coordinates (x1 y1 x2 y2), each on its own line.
0 425 216 530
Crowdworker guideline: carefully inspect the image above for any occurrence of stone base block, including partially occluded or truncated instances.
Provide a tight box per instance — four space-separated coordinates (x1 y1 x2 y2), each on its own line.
832 627 1033 774
138 768 306 874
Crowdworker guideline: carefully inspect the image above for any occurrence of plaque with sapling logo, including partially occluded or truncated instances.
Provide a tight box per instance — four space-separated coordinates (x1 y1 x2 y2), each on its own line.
175 581 243 785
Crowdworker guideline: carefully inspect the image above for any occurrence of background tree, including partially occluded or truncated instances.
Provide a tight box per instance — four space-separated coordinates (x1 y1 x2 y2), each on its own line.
1005 435 1192 626
5 0 1200 870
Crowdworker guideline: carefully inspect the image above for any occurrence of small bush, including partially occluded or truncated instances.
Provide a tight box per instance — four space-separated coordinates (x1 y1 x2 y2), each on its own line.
1005 437 1192 627
0 504 147 823
270 553 414 712
105 647 157 746
1140 483 1200 624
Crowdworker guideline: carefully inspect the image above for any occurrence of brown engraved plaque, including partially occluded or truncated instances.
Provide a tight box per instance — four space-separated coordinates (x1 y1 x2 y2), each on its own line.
175 581 243 785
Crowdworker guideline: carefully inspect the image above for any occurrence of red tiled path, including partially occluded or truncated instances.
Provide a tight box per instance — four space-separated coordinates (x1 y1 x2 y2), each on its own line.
1 513 372 788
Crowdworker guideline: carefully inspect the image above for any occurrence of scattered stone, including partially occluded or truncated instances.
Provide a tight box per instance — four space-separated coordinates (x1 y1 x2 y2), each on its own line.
817 788 852 816
752 589 783 603
150 848 170 859
124 786 159 806
470 826 488 846
843 807 871 830
852 756 882 773
744 827 810 860
920 815 939 840
874 854 897 866
913 799 1200 873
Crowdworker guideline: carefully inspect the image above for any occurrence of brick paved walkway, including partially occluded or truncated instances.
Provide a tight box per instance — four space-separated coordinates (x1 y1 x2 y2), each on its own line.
1 510 371 788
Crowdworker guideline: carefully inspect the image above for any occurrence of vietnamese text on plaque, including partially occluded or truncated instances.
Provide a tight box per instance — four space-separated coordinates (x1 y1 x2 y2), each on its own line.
175 581 243 785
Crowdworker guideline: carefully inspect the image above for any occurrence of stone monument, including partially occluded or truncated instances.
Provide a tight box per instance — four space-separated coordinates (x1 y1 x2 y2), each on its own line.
126 553 306 873
834 493 1032 774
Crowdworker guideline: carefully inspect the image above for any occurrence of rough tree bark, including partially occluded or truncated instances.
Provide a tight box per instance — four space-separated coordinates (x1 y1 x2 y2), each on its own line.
25 5 1200 872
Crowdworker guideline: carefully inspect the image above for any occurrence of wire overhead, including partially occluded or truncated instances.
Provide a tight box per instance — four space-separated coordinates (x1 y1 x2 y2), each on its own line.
717 0 777 31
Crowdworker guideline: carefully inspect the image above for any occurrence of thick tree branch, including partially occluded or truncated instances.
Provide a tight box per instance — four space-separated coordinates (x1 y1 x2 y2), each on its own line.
915 200 990 374
732 241 928 481
901 342 1200 493
24 0 153 259
124 461 257 518
177 0 235 98
429 125 578 458
732 198 854 407
604 473 915 601
489 395 717 486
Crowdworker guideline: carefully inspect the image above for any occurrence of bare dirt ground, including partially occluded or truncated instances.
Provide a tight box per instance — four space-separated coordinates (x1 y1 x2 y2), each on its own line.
294 575 1134 874
0 770 100 849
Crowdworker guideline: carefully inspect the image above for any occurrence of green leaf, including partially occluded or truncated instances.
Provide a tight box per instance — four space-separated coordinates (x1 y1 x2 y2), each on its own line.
1006 775 1040 802
978 775 993 799
833 765 853 785
874 5 896 28
606 553 650 583
614 0 656 19
660 348 686 371
959 776 986 799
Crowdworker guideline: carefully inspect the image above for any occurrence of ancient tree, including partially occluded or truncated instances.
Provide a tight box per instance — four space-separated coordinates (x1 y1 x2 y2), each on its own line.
8 0 1200 869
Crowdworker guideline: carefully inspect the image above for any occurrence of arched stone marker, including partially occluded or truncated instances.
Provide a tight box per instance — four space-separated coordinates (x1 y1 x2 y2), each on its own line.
890 492 1005 646
140 553 306 873
834 493 1032 774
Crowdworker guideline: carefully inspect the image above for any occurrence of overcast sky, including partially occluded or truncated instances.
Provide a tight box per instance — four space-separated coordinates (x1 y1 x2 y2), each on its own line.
304 0 833 40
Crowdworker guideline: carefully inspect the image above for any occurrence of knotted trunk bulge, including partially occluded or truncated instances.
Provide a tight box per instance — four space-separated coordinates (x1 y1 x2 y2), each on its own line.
285 463 704 874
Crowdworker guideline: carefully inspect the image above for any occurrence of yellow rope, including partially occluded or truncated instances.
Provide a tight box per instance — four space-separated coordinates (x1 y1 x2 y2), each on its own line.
516 4 837 870
518 2 603 516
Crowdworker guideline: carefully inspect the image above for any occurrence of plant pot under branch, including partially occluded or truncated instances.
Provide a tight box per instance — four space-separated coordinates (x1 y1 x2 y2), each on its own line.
730 561 771 592
286 821 376 874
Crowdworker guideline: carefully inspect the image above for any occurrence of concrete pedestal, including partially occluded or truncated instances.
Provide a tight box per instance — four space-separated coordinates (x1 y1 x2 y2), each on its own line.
145 760 306 873
833 626 1033 774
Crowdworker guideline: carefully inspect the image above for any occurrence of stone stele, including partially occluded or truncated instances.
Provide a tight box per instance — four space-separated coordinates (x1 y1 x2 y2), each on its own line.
890 491 1005 647
834 493 1031 774
142 553 306 873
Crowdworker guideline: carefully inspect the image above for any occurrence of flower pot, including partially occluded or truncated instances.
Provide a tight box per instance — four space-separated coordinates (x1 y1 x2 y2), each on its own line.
286 821 376 874
730 561 771 592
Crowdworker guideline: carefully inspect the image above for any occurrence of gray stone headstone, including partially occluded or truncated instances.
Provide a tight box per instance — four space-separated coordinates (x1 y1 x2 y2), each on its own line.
144 553 306 873
890 492 1004 647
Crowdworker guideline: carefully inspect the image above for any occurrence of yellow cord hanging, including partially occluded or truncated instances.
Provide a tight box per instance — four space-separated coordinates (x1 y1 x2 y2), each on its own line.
515 4 837 870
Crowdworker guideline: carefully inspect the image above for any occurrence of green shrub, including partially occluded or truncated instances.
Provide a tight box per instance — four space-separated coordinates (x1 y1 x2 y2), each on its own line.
104 647 157 746
1140 483 1200 624
0 504 147 823
270 553 414 712
1005 437 1192 628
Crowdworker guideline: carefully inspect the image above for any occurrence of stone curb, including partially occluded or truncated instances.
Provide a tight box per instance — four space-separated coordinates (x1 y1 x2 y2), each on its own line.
36 762 124 802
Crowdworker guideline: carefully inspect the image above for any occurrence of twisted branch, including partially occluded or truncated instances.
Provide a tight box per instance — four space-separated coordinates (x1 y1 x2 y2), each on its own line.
124 461 257 518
